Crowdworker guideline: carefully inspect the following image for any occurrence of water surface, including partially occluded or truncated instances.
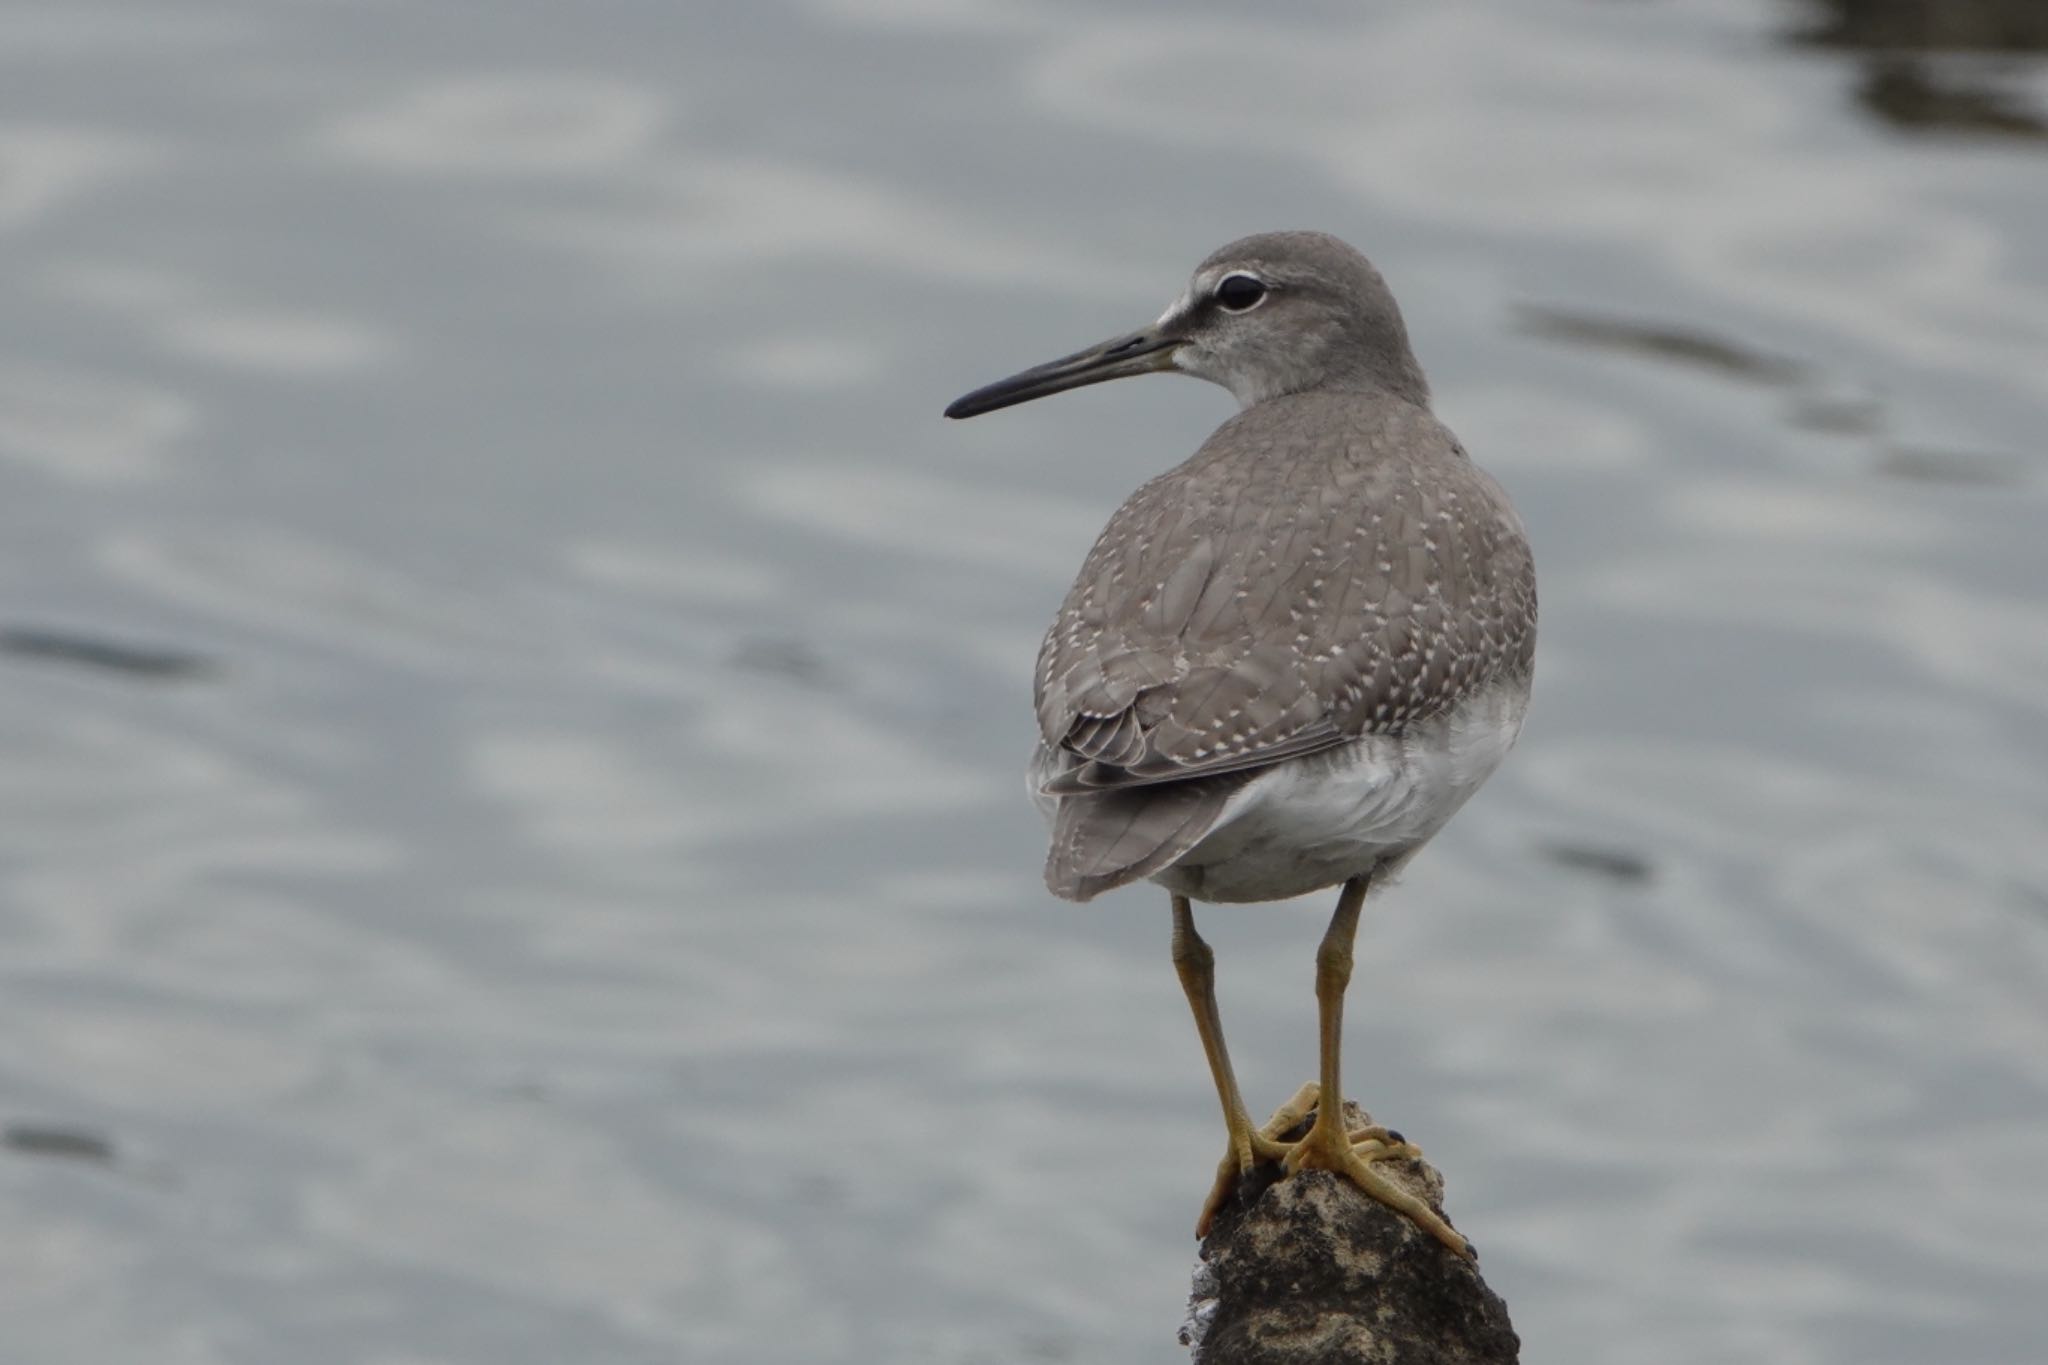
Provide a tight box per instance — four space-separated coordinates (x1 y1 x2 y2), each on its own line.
1 2 2045 1362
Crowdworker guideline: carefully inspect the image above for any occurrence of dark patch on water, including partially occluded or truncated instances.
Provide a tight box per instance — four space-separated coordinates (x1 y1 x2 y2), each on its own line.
1539 841 1657 886
1856 60 2048 139
3 1123 117 1165
1789 0 2048 53
1871 446 2030 486
0 626 215 680
1787 1 2048 140
1514 306 1809 385
728 634 836 689
2016 879 2048 927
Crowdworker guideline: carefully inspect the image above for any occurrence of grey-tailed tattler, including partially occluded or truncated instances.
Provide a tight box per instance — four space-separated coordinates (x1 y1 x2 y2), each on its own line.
946 231 1536 1257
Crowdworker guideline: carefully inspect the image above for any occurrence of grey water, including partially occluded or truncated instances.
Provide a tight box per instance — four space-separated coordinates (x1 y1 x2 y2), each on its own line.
0 1 2044 1362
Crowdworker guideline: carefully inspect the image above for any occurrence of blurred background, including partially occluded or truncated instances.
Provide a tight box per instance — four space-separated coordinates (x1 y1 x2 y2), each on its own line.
0 1 2044 1362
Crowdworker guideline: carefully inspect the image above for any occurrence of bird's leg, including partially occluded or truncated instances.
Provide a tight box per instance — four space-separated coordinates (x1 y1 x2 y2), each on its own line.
1282 875 1474 1258
1172 896 1296 1237
1193 1080 1329 1238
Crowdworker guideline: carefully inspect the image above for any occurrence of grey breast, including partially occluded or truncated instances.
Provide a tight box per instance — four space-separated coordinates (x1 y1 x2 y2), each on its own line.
1036 389 1536 902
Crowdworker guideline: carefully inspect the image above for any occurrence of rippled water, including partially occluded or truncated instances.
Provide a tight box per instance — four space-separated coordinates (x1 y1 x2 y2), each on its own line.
1 2 2044 1362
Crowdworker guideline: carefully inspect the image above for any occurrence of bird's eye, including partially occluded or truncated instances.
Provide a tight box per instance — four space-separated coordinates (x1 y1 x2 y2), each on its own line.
1214 274 1267 312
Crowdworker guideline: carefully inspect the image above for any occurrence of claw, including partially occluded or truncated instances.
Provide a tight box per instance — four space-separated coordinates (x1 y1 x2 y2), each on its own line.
1287 1110 1471 1259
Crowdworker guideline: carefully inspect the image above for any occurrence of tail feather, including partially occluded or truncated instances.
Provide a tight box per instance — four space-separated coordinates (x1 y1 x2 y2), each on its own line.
1044 778 1237 902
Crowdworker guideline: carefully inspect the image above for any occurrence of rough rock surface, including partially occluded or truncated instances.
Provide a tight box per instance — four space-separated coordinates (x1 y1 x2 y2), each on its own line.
1181 1104 1519 1365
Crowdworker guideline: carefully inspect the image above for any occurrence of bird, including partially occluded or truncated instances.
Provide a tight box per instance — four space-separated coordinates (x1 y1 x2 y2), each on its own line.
944 231 1535 1258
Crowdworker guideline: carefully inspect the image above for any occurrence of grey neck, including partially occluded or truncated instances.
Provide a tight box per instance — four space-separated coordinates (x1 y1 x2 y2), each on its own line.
1230 354 1431 412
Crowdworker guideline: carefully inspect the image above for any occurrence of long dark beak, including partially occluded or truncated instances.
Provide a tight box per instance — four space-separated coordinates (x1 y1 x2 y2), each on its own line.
944 327 1180 419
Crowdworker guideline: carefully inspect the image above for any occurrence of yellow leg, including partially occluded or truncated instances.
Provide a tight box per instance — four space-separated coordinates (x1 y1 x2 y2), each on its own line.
1172 895 1296 1236
1282 875 1474 1259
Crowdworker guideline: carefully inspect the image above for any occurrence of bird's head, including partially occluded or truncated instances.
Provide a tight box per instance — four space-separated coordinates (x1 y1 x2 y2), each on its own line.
944 231 1428 420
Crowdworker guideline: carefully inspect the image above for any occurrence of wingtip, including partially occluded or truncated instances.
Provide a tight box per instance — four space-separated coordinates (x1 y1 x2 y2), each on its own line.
1042 858 1103 903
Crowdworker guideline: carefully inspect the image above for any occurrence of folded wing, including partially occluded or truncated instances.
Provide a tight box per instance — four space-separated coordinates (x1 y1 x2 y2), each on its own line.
1035 402 1535 805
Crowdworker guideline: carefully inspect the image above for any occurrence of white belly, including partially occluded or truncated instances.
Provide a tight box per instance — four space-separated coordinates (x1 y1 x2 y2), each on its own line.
1153 680 1529 904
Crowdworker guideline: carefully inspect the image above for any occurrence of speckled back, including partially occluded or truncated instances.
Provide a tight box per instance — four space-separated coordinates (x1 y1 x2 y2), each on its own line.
1034 389 1536 795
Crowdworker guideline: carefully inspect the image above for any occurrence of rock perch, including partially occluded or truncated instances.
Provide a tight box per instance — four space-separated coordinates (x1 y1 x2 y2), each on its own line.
1182 1102 1519 1365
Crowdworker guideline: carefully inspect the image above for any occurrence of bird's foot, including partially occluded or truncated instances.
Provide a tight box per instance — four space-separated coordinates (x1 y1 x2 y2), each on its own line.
1283 1103 1474 1259
1194 1082 1320 1238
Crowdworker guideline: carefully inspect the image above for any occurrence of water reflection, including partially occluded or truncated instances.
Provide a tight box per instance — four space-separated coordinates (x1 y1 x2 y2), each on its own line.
0 366 193 483
1789 0 2048 138
324 76 671 175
